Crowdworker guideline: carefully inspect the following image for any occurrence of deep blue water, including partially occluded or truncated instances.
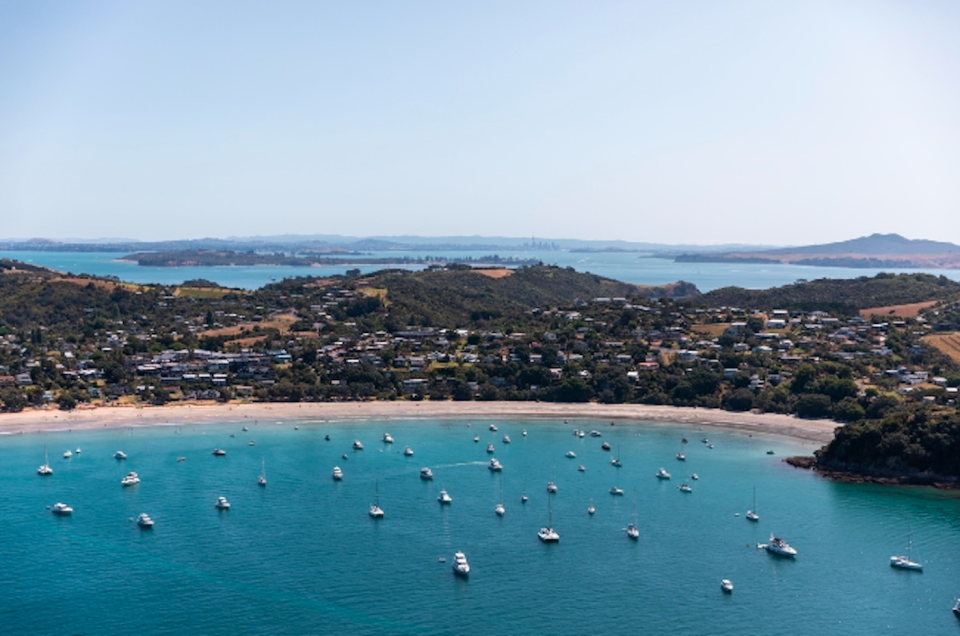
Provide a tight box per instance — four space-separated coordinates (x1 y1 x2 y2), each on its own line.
6 249 960 291
3 417 960 635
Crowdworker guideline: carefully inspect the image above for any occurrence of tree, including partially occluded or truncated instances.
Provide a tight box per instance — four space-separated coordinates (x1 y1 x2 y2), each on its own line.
795 393 831 418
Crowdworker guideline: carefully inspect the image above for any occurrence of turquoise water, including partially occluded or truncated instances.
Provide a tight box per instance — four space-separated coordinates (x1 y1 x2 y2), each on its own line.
3 418 960 635
6 249 960 291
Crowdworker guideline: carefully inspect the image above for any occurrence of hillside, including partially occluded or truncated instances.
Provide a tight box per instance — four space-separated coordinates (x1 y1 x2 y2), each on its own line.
692 273 960 314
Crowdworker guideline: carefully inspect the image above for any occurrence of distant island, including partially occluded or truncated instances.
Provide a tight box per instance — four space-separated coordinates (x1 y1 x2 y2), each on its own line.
120 250 541 268
676 233 960 269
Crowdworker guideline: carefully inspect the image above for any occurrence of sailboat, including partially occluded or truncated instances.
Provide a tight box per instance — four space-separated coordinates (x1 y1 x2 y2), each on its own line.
258 458 267 487
369 478 384 518
746 487 759 521
610 444 622 468
890 526 922 570
624 489 639 539
495 482 505 516
38 445 53 476
538 496 560 542
676 439 686 461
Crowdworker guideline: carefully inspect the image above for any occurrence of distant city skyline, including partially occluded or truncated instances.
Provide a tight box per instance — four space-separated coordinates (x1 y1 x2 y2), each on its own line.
2 1 959 244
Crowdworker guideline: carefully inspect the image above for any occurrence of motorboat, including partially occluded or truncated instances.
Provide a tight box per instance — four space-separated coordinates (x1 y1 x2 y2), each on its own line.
578 464 585 472
332 466 343 481
215 496 231 510
890 555 923 571
587 503 595 515
565 451 576 459
721 579 734 593
691 473 699 480
767 449 776 455
242 426 248 432
404 446 414 456
438 490 453 504
177 457 186 462
249 441 255 446
75 448 81 454
63 450 72 459
625 523 640 540
137 513 154 528
601 442 611 451
708 444 715 449
353 440 364 450
121 471 140 486
495 502 505 516
115 451 127 459
609 486 624 496
51 502 73 516
212 448 226 456
676 452 686 461
656 467 671 480
38 446 53 476
489 424 498 432
488 458 503 472
486 444 495 454
953 598 960 618
546 481 558 493
764 534 797 557
679 483 692 493
473 436 480 443
382 433 394 444
452 551 470 577
578 430 585 438
325 434 330 441
522 429 527 436
590 430 602 437
420 467 434 480
502 435 511 444
521 493 529 503
701 438 709 444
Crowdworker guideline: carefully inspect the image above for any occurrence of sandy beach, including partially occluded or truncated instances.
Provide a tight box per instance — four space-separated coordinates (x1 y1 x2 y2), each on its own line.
0 401 839 444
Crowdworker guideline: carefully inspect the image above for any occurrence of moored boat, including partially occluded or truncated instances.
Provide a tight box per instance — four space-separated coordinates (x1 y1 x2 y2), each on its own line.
382 433 394 444
121 471 140 486
51 502 73 516
438 489 453 504
420 467 434 480
656 467 671 480
452 551 470 577
721 579 734 593
114 451 127 460
764 534 797 557
332 466 343 481
215 496 231 510
137 513 154 528
353 440 364 450
488 458 503 472
212 448 226 456
404 446 414 456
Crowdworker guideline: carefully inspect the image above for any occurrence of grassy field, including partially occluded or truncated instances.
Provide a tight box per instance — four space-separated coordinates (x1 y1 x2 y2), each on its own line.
859 300 938 319
174 286 235 299
199 313 299 339
924 332 960 363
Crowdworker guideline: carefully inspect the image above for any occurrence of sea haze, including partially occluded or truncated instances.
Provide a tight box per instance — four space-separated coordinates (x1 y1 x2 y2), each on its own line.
3 418 959 635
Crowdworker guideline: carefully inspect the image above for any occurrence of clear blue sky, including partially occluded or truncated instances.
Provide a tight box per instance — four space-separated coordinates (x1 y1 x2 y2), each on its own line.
2 1 959 245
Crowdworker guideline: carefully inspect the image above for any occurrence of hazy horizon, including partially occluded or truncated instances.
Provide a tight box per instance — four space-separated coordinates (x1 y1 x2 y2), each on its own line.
2 2 959 244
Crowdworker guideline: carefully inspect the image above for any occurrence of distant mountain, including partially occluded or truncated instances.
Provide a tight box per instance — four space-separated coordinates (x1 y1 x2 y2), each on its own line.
762 233 960 256
676 234 960 269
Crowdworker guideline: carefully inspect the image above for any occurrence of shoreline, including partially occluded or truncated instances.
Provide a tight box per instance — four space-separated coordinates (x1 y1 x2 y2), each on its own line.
0 401 838 444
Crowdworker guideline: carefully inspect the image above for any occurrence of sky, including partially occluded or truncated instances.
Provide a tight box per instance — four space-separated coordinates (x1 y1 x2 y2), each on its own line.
1 1 959 245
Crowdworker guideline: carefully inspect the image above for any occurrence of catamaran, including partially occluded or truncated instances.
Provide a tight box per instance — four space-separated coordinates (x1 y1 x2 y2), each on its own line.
38 446 53 476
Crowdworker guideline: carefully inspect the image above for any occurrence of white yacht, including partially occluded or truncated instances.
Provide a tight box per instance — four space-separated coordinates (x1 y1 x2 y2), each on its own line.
215 496 231 510
38 446 53 476
420 467 434 480
137 513 154 528
114 451 127 460
578 430 585 438
473 435 480 443
489 424 498 432
332 466 343 481
75 448 81 454
51 502 73 516
353 440 364 450
522 429 527 436
609 486 624 496
625 523 640 540
587 502 595 515
764 534 797 557
212 448 226 456
565 451 576 459
121 471 140 486
890 555 923 570
488 458 503 472
495 502 505 516
486 443 495 454
655 467 671 480
578 464 585 472
502 435 511 444
538 499 560 542
452 551 470 577
63 450 72 459
676 452 686 461
691 473 699 480
382 433 394 444
404 446 414 456
678 483 692 493
721 579 734 593
746 487 759 521
590 430 602 437
438 489 453 504
601 442 611 451
546 481 558 493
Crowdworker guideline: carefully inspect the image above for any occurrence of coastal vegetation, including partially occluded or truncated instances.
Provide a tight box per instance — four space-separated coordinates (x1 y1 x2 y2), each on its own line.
1 261 960 484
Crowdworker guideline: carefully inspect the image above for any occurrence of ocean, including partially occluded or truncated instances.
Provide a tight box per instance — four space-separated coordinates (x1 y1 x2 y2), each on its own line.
3 417 959 635
6 249 960 292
